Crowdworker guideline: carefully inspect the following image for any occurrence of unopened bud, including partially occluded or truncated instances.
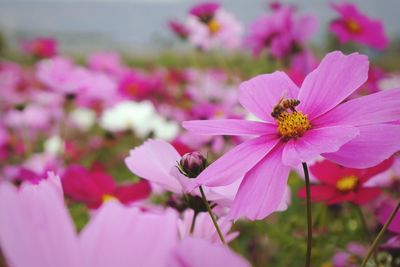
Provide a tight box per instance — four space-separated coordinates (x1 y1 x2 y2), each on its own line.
178 152 207 178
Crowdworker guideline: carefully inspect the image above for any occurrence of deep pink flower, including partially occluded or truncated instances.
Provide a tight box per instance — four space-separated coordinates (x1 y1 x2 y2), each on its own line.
375 199 400 250
62 164 151 209
189 2 220 20
0 173 249 267
246 6 317 58
168 20 189 39
330 3 388 50
183 51 400 220
332 242 366 267
118 71 162 101
297 158 392 205
22 37 58 58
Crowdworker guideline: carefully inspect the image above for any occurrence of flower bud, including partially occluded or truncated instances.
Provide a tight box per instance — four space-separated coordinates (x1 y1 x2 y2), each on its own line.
178 152 207 178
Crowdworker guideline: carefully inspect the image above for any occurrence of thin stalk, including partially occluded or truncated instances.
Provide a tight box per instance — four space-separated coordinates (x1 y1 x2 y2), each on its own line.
361 201 400 267
302 162 312 267
199 186 226 244
190 211 198 234
355 205 379 265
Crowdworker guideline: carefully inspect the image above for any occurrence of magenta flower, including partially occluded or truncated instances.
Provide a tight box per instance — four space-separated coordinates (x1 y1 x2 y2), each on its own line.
330 3 388 50
183 51 400 220
246 5 317 58
62 164 151 209
297 158 392 205
189 2 220 19
168 20 189 40
22 37 58 58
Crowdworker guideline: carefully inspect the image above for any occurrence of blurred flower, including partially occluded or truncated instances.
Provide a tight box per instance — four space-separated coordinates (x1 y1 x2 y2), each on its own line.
375 198 400 251
378 73 400 91
183 51 400 220
186 2 243 50
246 5 317 59
62 164 151 209
0 173 249 267
87 51 125 77
169 20 189 40
22 37 57 58
332 242 367 267
100 101 179 140
297 159 392 205
330 3 388 50
69 107 96 131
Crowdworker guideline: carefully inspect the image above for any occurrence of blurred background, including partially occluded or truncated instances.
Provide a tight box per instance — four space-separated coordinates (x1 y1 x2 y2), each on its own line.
1 0 400 55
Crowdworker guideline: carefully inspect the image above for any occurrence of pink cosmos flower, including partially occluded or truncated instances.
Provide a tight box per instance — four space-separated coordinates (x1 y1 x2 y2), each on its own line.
22 37 57 58
297 158 392 205
183 51 400 220
186 2 243 50
330 3 388 50
62 164 151 209
246 5 317 58
87 52 125 77
118 71 162 101
0 173 249 267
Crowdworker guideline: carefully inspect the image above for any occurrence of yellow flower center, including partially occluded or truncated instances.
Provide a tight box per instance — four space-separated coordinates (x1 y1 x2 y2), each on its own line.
346 19 361 33
102 194 117 202
336 175 358 192
277 111 312 141
208 19 220 34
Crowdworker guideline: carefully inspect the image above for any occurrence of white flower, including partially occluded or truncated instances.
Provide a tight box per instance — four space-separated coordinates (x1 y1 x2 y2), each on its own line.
69 108 96 131
44 135 64 156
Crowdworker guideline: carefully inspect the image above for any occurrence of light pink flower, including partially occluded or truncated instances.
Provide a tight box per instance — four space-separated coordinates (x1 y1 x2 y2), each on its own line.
0 174 249 267
87 52 125 76
186 4 243 50
183 51 400 220
330 3 388 50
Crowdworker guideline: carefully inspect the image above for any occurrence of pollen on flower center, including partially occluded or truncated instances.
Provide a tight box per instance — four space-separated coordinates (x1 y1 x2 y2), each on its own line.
336 175 358 191
346 19 361 33
208 19 220 34
277 111 311 140
102 194 117 203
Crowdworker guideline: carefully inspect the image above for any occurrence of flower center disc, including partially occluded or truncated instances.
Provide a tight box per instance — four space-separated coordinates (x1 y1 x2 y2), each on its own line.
208 20 220 34
336 175 358 192
346 19 361 33
277 111 311 140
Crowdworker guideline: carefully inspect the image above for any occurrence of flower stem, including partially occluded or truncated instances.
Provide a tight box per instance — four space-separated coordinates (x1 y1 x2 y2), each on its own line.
361 200 400 267
199 186 226 244
190 211 198 234
302 162 312 267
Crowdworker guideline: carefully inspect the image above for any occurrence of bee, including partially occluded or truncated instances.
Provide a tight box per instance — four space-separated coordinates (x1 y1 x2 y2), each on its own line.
271 97 300 119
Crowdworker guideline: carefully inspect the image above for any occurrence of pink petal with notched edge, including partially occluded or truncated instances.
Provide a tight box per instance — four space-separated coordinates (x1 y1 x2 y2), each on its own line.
0 178 81 267
297 51 369 120
191 135 280 189
313 89 400 127
182 119 277 136
228 145 290 220
80 201 178 267
323 124 400 168
353 187 381 205
170 237 250 267
239 71 299 123
282 125 359 167
125 139 182 193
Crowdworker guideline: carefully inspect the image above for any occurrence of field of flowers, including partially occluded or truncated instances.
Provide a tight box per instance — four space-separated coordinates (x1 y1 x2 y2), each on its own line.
0 1 400 267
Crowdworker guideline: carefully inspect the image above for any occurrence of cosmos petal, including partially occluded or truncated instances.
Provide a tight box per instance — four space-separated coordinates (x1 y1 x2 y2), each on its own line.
228 145 290 220
239 71 299 122
323 124 400 168
298 51 369 119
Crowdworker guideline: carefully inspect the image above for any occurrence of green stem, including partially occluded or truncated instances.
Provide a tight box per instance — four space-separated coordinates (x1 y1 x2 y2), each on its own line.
190 211 198 234
361 201 400 267
199 186 226 244
302 162 312 267
355 205 379 265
